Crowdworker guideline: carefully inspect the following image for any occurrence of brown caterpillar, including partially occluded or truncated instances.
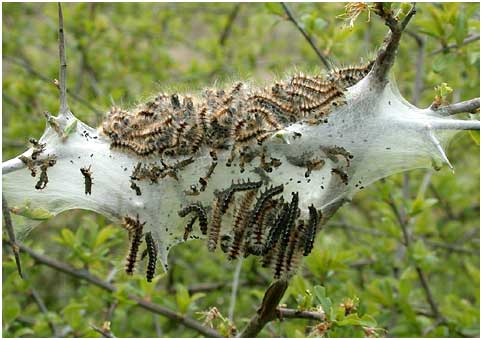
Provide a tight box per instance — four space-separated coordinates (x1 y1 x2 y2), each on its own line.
284 220 305 277
19 155 37 177
29 138 46 160
80 165 93 195
228 189 258 260
245 184 284 256
35 158 56 190
145 232 157 282
331 167 349 185
123 215 145 275
199 156 217 192
183 215 199 241
305 158 325 178
178 202 208 235
328 60 374 89
207 193 223 251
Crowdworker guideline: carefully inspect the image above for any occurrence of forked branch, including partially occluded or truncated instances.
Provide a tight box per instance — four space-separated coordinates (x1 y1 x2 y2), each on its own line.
238 279 288 337
368 3 416 88
2 194 23 278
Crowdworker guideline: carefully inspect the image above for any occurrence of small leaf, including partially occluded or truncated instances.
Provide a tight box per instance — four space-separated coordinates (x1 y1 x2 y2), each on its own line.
314 285 332 318
63 118 78 136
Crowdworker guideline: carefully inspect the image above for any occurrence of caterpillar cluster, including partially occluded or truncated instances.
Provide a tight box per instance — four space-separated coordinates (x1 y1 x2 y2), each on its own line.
178 183 323 279
101 63 373 169
107 63 371 280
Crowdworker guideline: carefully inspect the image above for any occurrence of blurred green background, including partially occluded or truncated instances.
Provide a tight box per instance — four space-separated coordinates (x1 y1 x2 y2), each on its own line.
2 3 479 337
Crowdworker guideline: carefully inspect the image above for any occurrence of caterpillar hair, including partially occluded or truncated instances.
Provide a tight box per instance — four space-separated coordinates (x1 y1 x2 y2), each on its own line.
227 190 257 260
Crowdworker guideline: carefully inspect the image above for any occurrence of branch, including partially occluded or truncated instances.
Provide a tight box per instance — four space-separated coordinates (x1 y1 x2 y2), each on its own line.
219 4 241 46
430 34 480 56
58 3 69 115
90 324 115 338
431 98 480 116
2 194 23 278
280 2 331 70
368 3 416 89
238 279 288 337
276 307 325 321
5 240 222 338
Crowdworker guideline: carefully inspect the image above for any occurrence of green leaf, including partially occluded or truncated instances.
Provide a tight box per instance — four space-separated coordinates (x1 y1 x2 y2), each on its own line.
314 285 332 318
10 204 53 221
175 284 191 314
61 228 76 247
63 118 78 136
454 6 468 46
94 226 116 248
62 302 86 329
265 3 283 17
2 296 21 325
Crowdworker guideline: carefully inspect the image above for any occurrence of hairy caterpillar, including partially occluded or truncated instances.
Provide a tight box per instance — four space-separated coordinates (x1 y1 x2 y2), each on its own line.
123 215 145 275
145 232 158 282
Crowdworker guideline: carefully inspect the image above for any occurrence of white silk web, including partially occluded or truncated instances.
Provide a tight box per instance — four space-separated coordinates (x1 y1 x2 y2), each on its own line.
1 76 472 271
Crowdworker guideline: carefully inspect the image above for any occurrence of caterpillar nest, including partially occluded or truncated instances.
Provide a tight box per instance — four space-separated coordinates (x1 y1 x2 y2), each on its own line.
2 60 473 280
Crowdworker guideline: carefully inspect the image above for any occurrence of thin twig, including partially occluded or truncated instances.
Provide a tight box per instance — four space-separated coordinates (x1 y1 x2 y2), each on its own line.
238 279 288 337
2 194 23 278
90 324 115 338
219 4 241 46
5 240 222 338
386 193 445 323
58 3 69 115
430 34 480 56
280 2 331 70
432 98 480 116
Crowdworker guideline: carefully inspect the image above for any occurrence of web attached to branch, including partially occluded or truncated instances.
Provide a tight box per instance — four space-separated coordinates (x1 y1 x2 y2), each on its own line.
1 76 467 275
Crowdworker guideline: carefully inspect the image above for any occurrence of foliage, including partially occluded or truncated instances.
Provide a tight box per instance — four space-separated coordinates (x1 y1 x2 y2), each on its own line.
2 2 479 337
